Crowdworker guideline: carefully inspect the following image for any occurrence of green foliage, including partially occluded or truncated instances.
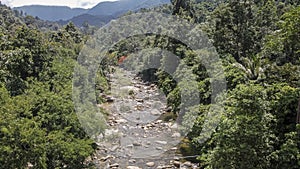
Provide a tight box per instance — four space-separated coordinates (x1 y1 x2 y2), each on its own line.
209 84 275 169
264 5 300 65
211 0 279 63
167 1 300 168
270 129 300 169
1 1 299 168
108 2 300 168
0 5 97 168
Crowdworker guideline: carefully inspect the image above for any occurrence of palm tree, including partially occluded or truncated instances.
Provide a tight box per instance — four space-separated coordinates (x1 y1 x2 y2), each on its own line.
233 55 266 81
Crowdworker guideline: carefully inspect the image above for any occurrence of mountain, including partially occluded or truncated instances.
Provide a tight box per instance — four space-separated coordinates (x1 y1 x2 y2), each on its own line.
87 0 171 16
14 0 171 26
14 5 87 21
87 0 145 16
58 14 115 27
70 0 171 27
132 0 171 10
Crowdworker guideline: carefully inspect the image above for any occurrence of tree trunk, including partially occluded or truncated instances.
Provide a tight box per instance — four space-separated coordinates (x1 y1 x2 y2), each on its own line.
297 98 300 124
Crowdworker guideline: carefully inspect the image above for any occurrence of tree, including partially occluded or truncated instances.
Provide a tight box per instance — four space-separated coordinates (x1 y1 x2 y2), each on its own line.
264 5 300 65
0 86 47 169
171 0 195 20
232 55 266 81
0 5 96 168
266 85 300 169
211 0 279 63
209 84 274 169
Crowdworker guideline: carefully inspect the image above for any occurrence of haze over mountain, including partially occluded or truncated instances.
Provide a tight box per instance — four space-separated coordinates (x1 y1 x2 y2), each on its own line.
87 0 170 16
14 0 171 26
14 5 87 21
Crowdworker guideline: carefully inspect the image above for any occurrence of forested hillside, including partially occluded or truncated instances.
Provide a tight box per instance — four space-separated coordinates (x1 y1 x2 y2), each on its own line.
0 0 299 169
108 0 300 168
14 0 171 27
167 1 300 168
0 4 97 168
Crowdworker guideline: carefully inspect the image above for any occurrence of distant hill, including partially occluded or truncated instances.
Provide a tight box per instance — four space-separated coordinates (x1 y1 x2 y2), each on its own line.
87 0 170 16
58 14 115 27
70 0 171 27
14 0 171 27
14 5 87 21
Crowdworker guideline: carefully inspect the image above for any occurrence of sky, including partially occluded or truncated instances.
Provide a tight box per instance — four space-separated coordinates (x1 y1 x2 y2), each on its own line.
1 0 118 9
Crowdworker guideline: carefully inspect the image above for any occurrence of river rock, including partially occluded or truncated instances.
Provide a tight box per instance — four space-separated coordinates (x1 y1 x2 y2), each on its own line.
172 132 181 138
173 161 181 167
109 163 119 168
105 96 115 102
115 119 127 124
129 159 136 163
126 144 134 148
127 166 141 169
156 147 163 150
171 147 178 151
110 145 119 152
146 162 155 167
183 161 193 167
155 141 167 145
136 98 144 102
133 141 142 146
164 106 172 112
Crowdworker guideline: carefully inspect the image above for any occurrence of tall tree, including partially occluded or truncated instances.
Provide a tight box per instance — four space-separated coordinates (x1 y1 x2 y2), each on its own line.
210 84 274 169
211 0 279 63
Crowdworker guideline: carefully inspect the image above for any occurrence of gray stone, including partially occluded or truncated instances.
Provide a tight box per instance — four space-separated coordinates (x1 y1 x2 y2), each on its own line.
110 145 118 152
115 119 127 123
109 163 119 168
174 157 180 161
171 132 181 138
133 141 142 146
165 106 172 112
155 140 168 145
146 162 155 167
126 144 134 148
105 96 115 102
171 147 178 151
156 120 163 123
136 98 144 102
127 166 141 169
129 159 136 163
183 161 193 167
173 161 181 167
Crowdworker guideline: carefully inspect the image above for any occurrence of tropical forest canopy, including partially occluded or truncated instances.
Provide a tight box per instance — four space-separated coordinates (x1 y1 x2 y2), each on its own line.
0 0 299 168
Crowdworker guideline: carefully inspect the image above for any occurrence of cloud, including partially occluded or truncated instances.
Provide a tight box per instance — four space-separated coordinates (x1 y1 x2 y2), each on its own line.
77 0 118 8
79 1 95 8
1 0 14 6
1 0 119 9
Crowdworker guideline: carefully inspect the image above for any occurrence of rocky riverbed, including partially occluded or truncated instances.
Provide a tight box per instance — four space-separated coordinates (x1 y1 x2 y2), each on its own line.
93 68 199 169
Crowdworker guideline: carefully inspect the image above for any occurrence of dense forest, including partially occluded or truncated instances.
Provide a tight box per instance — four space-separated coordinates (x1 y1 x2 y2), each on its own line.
0 0 299 168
